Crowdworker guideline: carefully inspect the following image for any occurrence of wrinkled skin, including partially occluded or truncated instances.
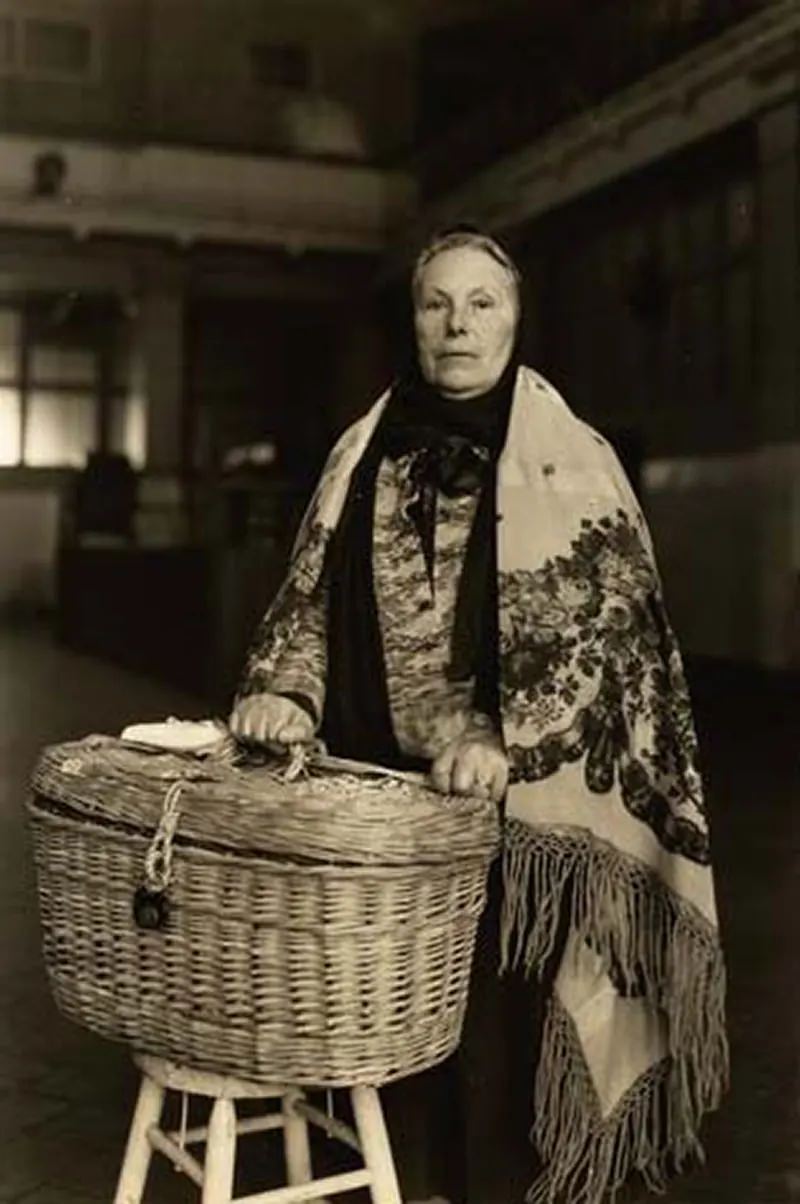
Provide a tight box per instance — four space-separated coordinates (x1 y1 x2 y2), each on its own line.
430 728 509 802
229 693 313 752
414 244 518 400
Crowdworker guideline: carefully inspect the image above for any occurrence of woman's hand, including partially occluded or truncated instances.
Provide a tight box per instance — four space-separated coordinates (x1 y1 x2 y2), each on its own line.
229 693 314 750
430 731 509 802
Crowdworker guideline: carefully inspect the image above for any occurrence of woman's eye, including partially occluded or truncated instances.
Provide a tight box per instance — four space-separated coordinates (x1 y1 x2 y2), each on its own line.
422 298 445 311
473 296 494 309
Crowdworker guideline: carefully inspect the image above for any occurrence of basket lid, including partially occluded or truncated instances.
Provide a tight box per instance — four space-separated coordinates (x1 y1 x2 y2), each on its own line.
30 736 500 865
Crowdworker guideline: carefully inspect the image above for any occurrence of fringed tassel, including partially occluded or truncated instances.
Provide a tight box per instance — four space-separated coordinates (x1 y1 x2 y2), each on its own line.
501 821 729 1204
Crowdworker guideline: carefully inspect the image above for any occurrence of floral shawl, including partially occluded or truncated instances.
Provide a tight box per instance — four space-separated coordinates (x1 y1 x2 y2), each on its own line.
250 365 728 1203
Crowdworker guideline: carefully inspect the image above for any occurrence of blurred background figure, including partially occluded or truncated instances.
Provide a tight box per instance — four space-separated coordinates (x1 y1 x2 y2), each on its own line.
71 451 138 544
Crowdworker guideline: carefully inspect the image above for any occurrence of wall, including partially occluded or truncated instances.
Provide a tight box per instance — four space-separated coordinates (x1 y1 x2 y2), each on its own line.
517 118 799 668
0 0 145 141
0 483 61 611
0 0 416 161
147 0 415 159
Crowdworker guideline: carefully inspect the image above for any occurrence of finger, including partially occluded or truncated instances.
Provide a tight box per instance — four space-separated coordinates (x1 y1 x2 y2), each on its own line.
267 711 289 744
490 758 509 802
269 702 308 744
451 765 470 794
256 706 278 745
453 751 481 795
238 708 257 741
269 712 304 741
281 721 313 744
231 699 268 742
452 741 491 794
430 746 457 795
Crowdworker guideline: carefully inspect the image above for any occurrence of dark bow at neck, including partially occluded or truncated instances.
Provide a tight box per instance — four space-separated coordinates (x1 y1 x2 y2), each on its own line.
321 359 517 771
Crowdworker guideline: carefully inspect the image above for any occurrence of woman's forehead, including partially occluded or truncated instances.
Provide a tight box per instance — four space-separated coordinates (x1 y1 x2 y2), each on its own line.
416 245 517 296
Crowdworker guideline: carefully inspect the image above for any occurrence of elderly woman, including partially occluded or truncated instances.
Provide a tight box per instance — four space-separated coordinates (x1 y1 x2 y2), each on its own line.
230 229 727 1204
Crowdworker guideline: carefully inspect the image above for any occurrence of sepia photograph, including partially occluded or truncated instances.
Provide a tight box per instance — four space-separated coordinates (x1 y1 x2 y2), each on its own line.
0 2 797 1203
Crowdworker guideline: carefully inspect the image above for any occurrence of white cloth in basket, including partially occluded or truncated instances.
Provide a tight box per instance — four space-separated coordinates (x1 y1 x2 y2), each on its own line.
120 718 226 755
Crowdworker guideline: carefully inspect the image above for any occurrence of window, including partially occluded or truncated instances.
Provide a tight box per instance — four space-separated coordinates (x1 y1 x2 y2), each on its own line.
0 16 14 66
0 308 20 378
30 345 95 386
110 395 145 467
24 18 92 77
0 9 98 81
249 42 310 90
0 388 21 465
0 299 144 470
25 390 96 467
0 310 20 465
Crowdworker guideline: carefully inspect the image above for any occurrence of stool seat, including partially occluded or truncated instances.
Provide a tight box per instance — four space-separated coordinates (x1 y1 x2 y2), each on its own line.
113 1054 403 1204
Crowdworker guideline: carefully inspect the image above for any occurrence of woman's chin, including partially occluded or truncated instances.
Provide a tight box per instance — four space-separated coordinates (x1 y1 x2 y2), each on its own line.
433 368 489 399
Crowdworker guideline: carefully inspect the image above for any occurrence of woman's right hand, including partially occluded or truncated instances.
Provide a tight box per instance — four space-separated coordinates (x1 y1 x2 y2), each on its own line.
228 693 315 749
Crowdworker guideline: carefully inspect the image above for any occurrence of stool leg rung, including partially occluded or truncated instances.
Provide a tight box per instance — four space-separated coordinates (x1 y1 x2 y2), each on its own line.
239 1113 288 1136
147 1128 205 1187
292 1100 362 1155
235 1167 372 1203
166 1114 285 1145
166 1122 212 1146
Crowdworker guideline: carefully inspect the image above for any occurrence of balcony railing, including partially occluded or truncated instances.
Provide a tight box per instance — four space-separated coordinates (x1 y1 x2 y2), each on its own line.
418 0 773 196
0 133 415 252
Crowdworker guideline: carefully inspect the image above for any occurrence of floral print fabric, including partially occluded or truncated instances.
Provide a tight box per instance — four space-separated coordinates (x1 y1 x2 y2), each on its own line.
238 452 495 759
499 510 709 864
236 367 727 1204
372 454 495 759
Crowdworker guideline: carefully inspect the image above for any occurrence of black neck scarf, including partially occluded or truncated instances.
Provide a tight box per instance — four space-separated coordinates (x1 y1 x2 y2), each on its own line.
321 357 517 771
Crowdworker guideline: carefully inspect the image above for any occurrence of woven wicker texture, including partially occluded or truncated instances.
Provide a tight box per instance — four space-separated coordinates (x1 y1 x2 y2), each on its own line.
29 737 499 1086
32 737 498 864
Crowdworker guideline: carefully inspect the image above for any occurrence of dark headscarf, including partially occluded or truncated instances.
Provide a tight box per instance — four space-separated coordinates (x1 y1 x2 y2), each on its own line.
321 229 522 770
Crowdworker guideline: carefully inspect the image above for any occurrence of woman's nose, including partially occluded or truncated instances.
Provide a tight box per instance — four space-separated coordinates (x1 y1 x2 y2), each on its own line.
445 305 468 335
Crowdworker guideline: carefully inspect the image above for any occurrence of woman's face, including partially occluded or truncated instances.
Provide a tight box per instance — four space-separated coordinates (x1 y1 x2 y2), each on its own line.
414 245 518 399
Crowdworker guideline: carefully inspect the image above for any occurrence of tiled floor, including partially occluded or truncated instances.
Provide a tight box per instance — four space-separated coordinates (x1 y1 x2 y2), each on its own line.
0 624 797 1203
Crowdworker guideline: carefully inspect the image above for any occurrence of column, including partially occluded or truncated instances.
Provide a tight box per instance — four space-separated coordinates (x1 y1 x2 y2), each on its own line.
134 283 185 474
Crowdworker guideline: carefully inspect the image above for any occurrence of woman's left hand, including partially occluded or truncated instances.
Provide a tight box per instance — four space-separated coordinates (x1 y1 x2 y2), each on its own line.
430 731 509 802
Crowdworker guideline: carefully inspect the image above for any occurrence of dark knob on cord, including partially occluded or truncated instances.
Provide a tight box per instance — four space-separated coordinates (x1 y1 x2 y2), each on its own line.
133 886 169 930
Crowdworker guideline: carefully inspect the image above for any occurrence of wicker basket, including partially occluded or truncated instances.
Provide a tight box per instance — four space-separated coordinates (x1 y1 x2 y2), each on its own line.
28 736 499 1087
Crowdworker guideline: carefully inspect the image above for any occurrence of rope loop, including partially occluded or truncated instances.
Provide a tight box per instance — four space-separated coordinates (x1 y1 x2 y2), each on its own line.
282 742 312 782
143 779 184 894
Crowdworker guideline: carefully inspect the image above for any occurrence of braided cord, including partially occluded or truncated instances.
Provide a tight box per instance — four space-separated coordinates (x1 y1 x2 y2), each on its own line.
143 780 184 893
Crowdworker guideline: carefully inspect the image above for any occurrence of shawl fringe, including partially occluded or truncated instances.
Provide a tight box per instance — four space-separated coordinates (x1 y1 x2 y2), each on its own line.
501 819 729 1204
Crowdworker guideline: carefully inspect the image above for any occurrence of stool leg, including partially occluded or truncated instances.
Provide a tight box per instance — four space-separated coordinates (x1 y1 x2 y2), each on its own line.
113 1073 165 1204
282 1090 313 1185
351 1086 403 1204
202 1098 237 1204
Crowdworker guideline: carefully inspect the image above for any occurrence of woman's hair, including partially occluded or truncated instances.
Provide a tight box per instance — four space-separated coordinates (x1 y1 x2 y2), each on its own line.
411 225 522 305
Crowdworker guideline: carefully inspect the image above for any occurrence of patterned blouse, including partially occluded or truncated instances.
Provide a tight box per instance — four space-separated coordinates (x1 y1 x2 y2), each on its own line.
262 453 496 760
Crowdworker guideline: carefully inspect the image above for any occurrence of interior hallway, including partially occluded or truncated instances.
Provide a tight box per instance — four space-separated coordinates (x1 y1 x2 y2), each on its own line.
0 623 797 1204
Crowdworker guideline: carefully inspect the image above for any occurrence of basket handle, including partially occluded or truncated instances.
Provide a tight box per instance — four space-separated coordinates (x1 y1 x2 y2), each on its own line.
133 779 184 931
281 741 426 787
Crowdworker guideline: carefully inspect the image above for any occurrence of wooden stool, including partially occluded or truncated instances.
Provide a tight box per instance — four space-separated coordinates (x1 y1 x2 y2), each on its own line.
113 1054 403 1204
